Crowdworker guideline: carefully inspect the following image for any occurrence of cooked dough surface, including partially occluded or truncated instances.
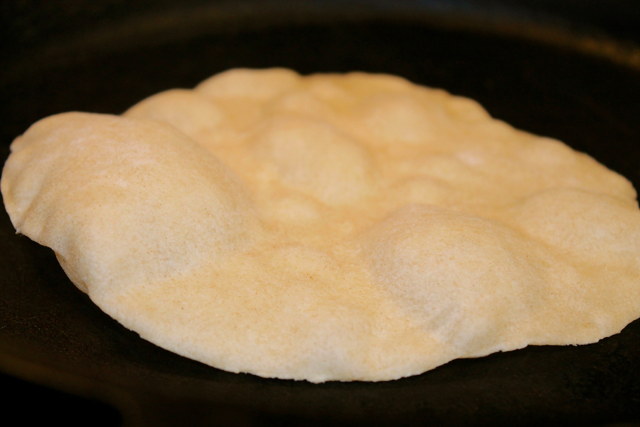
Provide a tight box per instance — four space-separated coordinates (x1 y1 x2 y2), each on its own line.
3 68 640 382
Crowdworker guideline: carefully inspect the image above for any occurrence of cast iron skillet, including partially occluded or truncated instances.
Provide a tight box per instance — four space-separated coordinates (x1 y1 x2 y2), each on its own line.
1 1 640 426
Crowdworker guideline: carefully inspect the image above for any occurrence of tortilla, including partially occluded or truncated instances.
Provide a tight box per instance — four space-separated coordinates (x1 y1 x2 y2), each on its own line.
2 68 640 382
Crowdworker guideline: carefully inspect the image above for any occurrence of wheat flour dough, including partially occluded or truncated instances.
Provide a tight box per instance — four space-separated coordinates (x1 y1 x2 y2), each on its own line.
3 68 640 382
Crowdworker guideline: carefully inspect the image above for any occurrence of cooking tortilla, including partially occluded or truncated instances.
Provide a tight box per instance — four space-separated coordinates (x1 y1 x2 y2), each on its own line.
2 68 640 382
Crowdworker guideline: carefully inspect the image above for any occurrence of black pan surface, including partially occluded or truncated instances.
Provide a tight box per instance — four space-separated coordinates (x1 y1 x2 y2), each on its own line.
1 1 640 426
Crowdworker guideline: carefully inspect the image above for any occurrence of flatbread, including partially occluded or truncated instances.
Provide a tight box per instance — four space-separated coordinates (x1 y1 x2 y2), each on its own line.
3 68 640 382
